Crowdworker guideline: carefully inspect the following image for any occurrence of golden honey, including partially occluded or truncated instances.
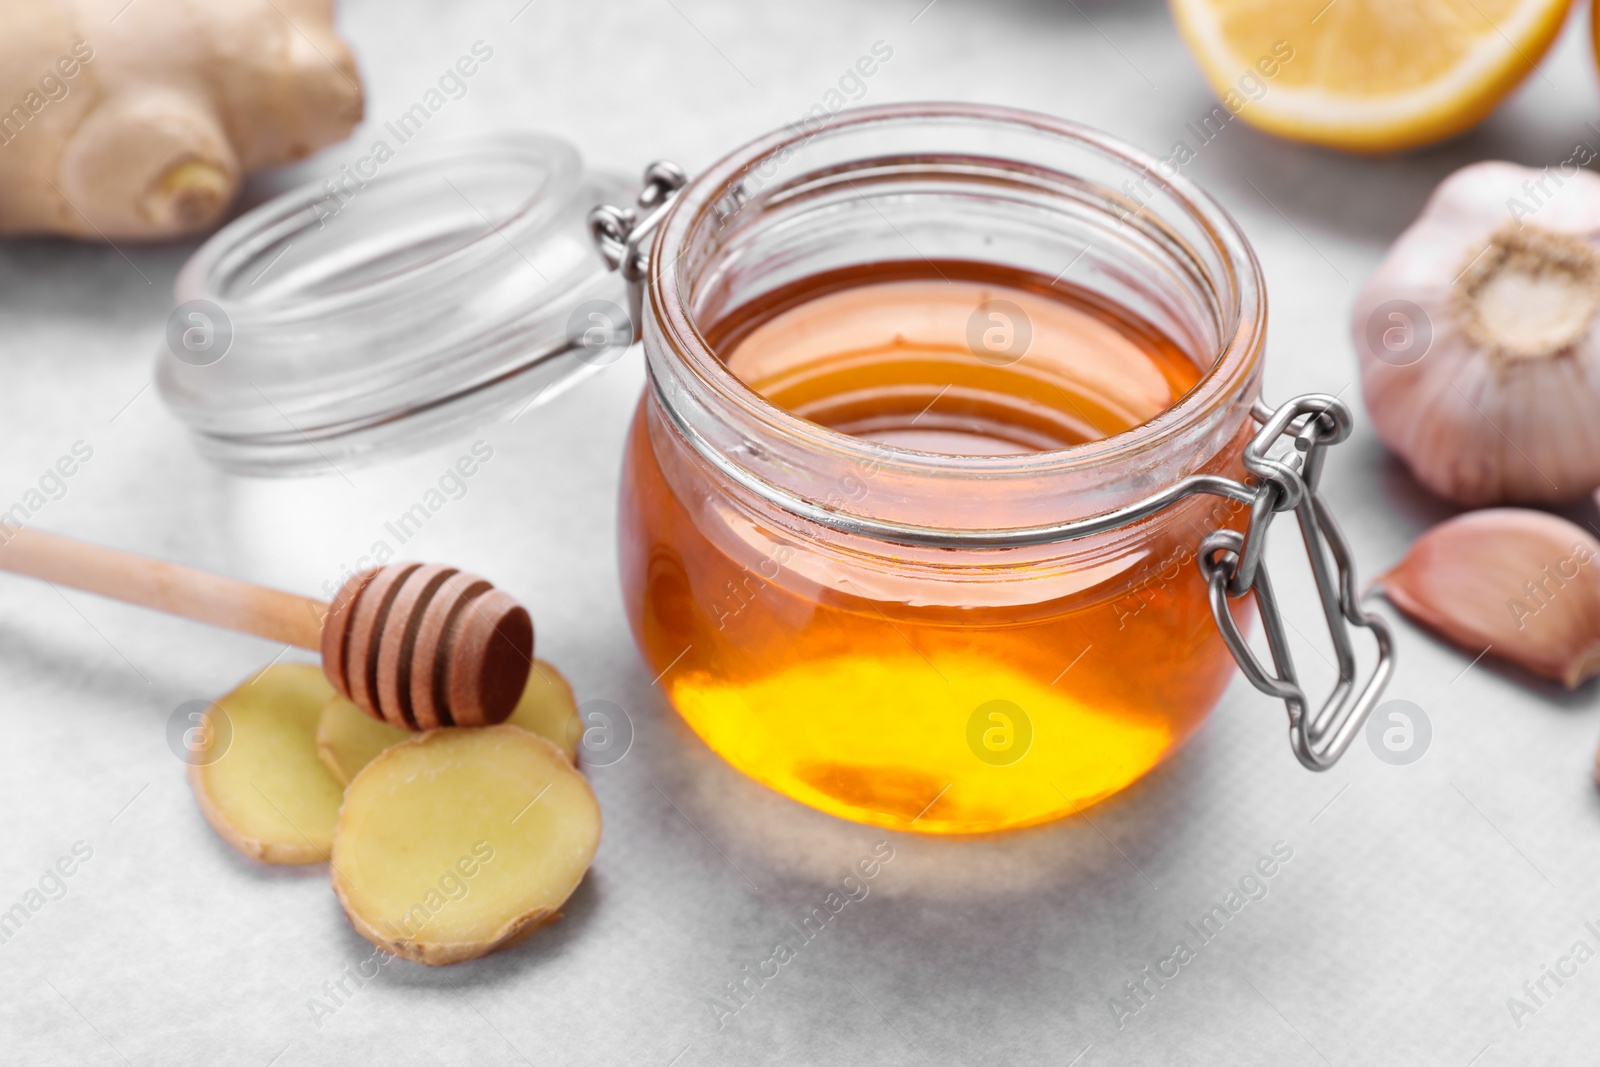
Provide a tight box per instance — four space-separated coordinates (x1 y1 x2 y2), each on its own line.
620 260 1253 833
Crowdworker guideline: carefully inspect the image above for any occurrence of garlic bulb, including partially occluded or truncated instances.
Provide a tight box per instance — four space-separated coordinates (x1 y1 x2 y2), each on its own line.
1375 508 1600 689
1353 161 1600 505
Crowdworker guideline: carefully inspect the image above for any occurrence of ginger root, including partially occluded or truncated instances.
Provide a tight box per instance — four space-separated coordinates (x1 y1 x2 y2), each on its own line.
0 0 362 239
316 660 582 785
332 727 601 965
512 663 584 763
188 663 344 865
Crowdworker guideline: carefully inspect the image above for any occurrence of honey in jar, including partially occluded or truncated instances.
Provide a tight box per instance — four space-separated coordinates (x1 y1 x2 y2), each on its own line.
617 104 1273 833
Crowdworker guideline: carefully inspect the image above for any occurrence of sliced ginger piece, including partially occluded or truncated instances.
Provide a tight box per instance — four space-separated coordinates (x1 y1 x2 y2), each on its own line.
332 726 601 965
189 663 343 865
316 659 581 785
315 695 407 787
512 663 583 762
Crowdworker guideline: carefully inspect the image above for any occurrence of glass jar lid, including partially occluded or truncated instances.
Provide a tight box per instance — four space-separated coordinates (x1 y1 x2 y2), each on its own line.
156 132 633 475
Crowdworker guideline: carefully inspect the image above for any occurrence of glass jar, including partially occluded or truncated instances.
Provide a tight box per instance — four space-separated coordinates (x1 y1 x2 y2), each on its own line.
610 103 1390 834
157 134 633 474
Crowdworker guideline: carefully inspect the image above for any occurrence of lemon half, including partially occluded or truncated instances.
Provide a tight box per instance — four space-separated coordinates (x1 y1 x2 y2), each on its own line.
1170 0 1572 152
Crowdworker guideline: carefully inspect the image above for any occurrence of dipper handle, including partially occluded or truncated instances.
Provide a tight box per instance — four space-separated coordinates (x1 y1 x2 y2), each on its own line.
0 528 533 730
0 526 325 648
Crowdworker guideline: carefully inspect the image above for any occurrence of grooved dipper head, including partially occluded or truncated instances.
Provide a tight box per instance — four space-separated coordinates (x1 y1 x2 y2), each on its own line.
320 564 534 729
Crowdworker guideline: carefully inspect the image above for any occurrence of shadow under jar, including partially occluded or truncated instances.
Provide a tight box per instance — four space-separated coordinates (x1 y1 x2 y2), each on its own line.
614 104 1367 834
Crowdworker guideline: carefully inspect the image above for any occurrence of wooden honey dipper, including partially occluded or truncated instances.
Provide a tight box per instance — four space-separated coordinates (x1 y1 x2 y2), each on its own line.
0 527 533 729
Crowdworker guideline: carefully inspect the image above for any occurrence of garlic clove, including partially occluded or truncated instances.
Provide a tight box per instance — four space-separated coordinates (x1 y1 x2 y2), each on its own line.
1353 161 1600 506
1374 508 1600 689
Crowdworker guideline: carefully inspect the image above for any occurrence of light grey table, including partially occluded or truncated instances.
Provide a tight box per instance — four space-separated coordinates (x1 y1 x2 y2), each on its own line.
3 1 1599 1063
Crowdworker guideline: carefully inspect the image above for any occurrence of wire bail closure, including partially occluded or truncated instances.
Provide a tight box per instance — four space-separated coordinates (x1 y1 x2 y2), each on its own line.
589 162 1394 773
1197 397 1395 770
587 161 688 342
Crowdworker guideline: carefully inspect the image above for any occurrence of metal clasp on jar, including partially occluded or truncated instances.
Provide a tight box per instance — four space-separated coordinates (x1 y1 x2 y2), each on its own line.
1197 397 1395 770
587 161 688 342
589 162 1395 773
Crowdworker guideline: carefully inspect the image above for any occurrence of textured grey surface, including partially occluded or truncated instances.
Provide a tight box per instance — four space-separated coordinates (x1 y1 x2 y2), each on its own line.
2 1 1600 1064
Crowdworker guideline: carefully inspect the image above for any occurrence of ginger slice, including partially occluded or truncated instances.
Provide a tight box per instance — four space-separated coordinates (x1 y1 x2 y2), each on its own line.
188 663 344 865
315 660 581 785
513 663 583 762
331 726 601 965
315 696 407 787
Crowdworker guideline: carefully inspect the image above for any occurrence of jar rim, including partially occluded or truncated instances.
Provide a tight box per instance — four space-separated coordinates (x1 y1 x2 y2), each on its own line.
157 131 631 475
176 132 585 321
648 102 1265 489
